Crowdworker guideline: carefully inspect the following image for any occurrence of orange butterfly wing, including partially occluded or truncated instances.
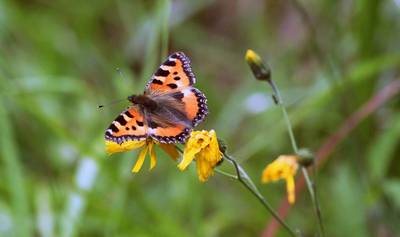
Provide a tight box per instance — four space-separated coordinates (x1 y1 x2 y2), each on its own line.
105 106 148 144
145 52 195 93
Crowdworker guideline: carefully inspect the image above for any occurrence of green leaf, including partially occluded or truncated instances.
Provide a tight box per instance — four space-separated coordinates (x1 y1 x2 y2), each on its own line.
327 166 368 237
382 179 400 209
367 113 400 181
0 100 31 237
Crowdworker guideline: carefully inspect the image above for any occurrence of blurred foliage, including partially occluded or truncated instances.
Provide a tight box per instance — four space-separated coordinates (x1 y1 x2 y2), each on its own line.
1 0 400 236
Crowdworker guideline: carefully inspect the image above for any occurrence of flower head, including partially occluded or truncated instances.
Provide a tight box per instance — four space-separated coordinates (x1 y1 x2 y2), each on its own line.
105 139 179 173
261 155 299 204
245 49 271 82
178 130 223 182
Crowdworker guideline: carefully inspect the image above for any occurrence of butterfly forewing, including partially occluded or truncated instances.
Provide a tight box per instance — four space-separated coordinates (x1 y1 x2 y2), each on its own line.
145 52 195 93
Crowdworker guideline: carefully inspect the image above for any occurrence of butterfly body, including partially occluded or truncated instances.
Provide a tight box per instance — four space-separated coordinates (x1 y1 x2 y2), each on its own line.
105 52 208 144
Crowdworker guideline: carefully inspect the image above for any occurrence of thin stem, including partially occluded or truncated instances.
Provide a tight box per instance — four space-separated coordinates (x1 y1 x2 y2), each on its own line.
215 168 237 179
311 160 325 235
300 167 324 236
267 80 325 237
223 153 299 237
279 102 299 152
174 145 183 153
268 79 298 154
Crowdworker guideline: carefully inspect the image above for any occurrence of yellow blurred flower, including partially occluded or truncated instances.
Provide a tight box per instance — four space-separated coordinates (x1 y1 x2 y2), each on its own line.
105 139 179 173
178 130 223 182
261 155 299 204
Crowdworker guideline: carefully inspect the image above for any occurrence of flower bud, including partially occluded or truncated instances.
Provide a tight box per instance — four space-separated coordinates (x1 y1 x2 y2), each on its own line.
297 148 314 167
245 49 271 82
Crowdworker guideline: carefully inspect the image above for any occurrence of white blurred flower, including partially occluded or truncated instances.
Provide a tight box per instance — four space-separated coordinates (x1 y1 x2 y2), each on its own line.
75 158 98 191
244 92 272 114
0 212 12 233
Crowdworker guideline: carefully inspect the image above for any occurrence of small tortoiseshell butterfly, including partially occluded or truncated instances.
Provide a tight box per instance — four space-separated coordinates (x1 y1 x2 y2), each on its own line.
105 52 208 144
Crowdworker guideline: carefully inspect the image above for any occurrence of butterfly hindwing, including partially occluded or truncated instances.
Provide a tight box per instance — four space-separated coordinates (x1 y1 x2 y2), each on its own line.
146 87 208 143
145 52 195 93
149 124 191 144
105 106 148 143
172 87 208 127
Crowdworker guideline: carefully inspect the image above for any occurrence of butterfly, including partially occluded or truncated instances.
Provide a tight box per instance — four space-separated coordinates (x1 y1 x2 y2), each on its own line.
105 52 208 144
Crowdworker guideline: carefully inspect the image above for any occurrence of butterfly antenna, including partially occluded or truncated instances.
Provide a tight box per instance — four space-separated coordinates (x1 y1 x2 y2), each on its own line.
98 98 126 109
98 68 131 109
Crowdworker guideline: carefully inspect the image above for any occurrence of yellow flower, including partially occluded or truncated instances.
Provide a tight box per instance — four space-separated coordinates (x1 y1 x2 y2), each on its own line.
178 130 223 182
105 139 179 173
261 155 299 204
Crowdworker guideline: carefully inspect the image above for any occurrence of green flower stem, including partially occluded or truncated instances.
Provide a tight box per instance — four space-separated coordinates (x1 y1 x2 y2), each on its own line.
269 80 299 152
267 79 325 237
223 153 299 237
215 168 237 179
310 162 324 236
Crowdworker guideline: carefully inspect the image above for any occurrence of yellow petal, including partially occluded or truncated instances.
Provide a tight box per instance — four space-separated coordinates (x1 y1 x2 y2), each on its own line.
105 140 146 155
149 142 157 170
178 148 200 171
196 153 214 182
178 130 212 170
132 146 148 173
158 144 180 161
261 165 273 183
205 130 222 164
286 176 296 204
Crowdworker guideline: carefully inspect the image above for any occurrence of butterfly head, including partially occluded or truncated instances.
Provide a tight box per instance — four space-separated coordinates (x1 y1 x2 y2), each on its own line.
127 95 136 103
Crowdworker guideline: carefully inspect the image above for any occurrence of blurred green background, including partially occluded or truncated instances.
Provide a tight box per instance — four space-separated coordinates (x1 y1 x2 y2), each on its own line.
1 0 400 236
